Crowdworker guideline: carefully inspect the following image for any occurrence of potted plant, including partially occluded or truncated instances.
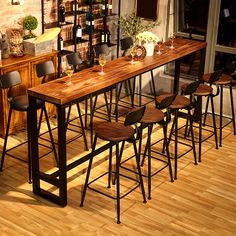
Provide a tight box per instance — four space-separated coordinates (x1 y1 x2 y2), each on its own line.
23 15 38 39
119 12 159 43
136 31 159 56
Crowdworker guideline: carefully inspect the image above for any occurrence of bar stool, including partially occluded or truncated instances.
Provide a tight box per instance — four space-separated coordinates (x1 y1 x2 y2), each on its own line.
160 82 200 179
181 81 218 163
80 106 147 224
0 71 58 183
138 94 177 199
202 70 236 147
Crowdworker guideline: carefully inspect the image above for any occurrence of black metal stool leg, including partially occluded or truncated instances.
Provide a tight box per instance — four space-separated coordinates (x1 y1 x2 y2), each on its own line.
163 124 174 182
188 108 197 165
139 75 142 107
198 96 203 162
108 146 112 188
80 135 98 207
174 110 178 180
147 124 153 199
76 102 89 151
219 85 223 147
229 84 236 135
115 142 121 224
210 95 218 150
127 80 134 107
133 140 147 203
42 105 59 166
203 96 210 126
27 109 32 184
0 107 13 171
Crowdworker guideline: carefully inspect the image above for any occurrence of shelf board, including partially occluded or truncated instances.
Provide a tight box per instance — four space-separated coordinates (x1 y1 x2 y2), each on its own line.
44 21 73 29
64 39 89 47
59 50 74 56
65 10 87 17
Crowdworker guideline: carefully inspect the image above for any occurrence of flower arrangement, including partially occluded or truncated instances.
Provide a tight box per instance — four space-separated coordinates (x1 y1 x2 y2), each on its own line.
119 12 159 41
136 31 159 44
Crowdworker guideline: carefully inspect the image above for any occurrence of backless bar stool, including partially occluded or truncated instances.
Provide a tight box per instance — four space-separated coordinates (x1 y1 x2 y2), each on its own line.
0 71 58 183
80 106 147 224
202 70 235 146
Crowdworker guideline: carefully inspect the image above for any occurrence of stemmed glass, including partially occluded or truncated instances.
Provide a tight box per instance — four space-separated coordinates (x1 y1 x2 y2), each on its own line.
170 33 176 49
129 45 137 64
65 64 74 86
157 38 163 54
98 54 106 75
62 60 74 86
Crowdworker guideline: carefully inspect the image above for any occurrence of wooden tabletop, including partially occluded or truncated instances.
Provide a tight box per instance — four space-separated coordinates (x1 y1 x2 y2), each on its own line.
28 38 207 106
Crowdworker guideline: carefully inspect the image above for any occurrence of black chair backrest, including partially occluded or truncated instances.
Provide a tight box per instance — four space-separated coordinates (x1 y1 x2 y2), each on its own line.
66 52 83 66
36 60 55 84
0 71 21 90
157 93 177 110
124 106 146 126
120 37 133 56
183 81 200 95
208 69 223 84
94 44 110 58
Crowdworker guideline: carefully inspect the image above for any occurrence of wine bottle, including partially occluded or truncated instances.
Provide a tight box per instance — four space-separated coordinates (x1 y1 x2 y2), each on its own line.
86 44 95 66
59 2 66 25
100 25 106 43
106 25 111 46
108 0 112 15
58 33 64 51
86 11 94 34
73 18 82 43
101 0 106 17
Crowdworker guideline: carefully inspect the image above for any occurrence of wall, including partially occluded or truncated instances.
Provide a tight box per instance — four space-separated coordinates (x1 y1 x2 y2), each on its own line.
0 0 42 35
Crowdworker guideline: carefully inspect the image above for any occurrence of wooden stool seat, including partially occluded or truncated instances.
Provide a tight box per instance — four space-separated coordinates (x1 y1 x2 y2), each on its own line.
94 122 135 142
140 108 164 124
203 73 232 85
157 94 190 109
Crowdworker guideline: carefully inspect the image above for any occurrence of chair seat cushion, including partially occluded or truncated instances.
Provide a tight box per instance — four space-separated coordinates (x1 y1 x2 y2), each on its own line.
140 108 164 124
157 94 190 109
202 73 232 85
94 122 135 142
9 95 44 111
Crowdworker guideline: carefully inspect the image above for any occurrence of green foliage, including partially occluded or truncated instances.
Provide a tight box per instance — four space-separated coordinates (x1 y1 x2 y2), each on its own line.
119 12 159 39
23 15 38 31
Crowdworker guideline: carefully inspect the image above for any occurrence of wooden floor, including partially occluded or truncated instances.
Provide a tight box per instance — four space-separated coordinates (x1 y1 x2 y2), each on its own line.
0 98 236 236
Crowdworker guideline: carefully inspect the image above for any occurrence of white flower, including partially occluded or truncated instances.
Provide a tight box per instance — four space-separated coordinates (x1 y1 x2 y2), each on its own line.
136 31 159 44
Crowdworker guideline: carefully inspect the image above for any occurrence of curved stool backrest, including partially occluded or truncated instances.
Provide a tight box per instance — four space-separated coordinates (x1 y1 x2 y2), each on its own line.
184 81 200 95
157 93 177 110
120 37 133 56
124 106 146 126
0 71 21 90
36 60 55 84
66 52 83 66
208 69 223 84
94 44 110 58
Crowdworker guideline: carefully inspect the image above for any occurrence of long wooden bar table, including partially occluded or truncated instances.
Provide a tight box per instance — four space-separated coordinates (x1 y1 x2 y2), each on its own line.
28 38 207 206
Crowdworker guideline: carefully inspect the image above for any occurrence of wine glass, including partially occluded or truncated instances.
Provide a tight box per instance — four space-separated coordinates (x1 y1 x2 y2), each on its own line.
157 38 163 54
129 45 137 64
170 33 176 49
98 54 106 75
